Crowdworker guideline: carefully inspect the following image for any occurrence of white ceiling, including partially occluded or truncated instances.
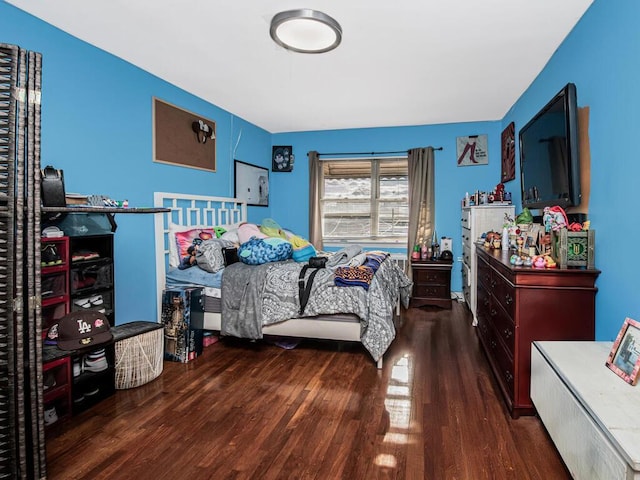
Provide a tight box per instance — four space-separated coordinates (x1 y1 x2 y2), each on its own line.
7 0 593 133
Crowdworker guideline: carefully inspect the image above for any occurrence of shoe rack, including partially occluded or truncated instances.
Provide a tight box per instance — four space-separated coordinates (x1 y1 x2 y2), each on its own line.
41 237 73 432
41 237 70 339
68 233 116 415
69 234 115 326
42 357 72 431
70 345 116 415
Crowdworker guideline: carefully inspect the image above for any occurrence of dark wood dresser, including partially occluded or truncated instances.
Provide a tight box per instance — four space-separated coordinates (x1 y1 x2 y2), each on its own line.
410 259 453 309
475 246 600 418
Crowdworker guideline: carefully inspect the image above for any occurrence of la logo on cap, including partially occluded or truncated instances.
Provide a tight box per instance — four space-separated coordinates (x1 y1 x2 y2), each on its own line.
77 319 92 334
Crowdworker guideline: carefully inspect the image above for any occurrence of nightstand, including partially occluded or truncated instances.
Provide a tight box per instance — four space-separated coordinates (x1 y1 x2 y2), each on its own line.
410 259 453 309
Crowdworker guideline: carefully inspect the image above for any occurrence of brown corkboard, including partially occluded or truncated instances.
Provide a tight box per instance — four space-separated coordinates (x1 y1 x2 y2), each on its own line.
153 97 216 171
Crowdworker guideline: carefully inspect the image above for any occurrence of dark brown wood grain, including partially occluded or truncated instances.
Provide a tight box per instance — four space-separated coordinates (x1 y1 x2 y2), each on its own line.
45 304 570 480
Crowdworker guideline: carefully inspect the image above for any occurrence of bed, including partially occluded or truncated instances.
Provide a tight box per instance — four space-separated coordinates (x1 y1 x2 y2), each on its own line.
153 192 412 368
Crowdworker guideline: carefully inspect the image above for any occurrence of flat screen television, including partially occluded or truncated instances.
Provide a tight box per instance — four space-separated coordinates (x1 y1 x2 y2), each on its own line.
519 83 581 210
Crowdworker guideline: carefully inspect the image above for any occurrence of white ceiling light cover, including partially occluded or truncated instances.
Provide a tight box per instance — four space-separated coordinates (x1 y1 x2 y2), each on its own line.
270 9 342 54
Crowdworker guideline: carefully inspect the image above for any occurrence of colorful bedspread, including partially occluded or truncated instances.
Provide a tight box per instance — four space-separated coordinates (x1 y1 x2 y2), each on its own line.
221 256 412 362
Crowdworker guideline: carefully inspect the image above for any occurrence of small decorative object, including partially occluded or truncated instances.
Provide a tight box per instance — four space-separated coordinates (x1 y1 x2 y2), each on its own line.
456 134 488 166
501 122 516 182
509 254 519 265
523 256 532 267
552 228 596 269
411 245 421 260
606 317 640 385
272 145 294 172
532 256 546 268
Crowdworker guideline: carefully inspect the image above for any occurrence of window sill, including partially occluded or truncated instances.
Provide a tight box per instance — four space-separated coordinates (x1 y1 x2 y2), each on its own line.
324 239 407 252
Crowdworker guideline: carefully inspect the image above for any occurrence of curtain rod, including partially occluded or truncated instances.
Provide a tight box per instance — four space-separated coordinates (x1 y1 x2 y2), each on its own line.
310 147 443 157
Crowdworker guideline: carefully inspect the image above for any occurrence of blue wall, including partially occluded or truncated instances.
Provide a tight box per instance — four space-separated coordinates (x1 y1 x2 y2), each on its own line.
0 1 273 325
2 0 636 340
502 0 640 340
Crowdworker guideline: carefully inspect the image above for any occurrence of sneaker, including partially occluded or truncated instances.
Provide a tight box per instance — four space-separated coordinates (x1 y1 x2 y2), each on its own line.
44 406 58 426
41 244 62 266
73 297 92 309
43 371 56 391
84 386 100 397
89 295 103 306
73 358 83 377
84 356 108 373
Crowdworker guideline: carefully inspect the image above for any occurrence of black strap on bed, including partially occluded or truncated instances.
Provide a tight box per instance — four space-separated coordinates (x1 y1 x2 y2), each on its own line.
298 265 322 315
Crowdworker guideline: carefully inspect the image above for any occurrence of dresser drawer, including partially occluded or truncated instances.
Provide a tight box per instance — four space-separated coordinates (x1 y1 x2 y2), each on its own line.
487 328 515 399
413 284 450 299
461 226 471 251
489 300 515 355
414 268 448 285
477 255 492 290
492 272 515 319
461 208 470 229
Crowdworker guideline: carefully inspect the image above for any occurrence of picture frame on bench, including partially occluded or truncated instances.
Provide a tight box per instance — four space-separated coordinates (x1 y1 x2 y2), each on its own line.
606 317 640 385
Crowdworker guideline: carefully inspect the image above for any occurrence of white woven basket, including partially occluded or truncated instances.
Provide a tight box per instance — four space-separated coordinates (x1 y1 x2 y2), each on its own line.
115 327 163 389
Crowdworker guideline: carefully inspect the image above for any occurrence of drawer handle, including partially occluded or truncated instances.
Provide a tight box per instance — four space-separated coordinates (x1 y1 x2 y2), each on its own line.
490 280 496 289
505 371 514 383
490 340 497 350
504 328 512 339
483 298 489 307
490 309 497 317
505 294 513 305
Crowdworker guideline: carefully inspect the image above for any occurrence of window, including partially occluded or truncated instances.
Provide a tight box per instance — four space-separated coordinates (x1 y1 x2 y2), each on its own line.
321 157 408 245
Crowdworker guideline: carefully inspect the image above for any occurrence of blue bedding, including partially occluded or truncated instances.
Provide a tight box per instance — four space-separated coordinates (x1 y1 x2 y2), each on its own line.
166 266 223 289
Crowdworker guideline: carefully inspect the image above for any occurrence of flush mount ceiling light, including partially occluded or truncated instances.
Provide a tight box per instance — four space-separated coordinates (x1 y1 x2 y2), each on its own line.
270 9 342 54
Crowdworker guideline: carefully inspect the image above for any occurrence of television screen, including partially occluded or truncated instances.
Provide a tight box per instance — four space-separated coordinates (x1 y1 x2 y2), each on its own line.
519 83 581 210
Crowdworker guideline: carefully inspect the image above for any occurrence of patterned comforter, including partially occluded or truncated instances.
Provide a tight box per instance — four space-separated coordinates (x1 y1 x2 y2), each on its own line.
221 256 413 362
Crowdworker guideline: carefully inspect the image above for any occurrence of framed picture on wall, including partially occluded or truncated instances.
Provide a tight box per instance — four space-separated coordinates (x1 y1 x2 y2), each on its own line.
234 160 269 207
272 146 294 172
501 122 516 182
456 134 488 166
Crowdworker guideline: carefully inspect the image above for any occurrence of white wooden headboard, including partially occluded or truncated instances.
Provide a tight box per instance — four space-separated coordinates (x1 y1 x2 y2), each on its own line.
153 192 247 322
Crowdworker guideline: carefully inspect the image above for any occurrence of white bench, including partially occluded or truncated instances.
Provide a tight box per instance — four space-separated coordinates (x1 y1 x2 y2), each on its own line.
531 341 640 480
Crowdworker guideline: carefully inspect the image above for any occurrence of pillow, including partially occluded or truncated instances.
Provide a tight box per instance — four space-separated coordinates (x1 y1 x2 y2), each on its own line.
195 238 235 273
237 223 267 244
167 222 242 267
238 237 293 265
174 228 217 267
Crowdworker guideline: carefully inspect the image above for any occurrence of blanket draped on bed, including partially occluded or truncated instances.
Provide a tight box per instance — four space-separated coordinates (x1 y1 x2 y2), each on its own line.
221 257 412 362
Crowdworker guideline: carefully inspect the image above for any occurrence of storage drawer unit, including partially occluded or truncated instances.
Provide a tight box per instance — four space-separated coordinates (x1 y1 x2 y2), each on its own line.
476 246 599 417
410 260 452 309
460 205 514 325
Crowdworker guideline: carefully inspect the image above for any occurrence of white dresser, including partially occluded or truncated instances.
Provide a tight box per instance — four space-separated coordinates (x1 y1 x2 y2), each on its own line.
460 204 514 324
531 341 640 480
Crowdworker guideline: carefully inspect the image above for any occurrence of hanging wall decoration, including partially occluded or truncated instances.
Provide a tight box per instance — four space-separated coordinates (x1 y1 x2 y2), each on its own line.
501 122 516 182
272 146 294 172
456 134 488 166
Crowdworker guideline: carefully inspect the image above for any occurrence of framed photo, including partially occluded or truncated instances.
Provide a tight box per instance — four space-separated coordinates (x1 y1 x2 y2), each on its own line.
501 122 516 182
606 317 640 385
456 134 488 166
234 160 269 207
272 145 293 172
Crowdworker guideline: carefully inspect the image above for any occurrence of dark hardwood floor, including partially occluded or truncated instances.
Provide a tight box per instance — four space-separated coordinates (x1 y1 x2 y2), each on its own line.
45 303 570 480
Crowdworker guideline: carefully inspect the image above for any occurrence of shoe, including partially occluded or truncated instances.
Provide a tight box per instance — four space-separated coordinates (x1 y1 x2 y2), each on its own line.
73 393 85 404
84 386 100 397
44 406 58 426
89 295 103 306
74 297 92 308
73 359 83 377
84 356 108 373
43 371 56 391
41 244 62 266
